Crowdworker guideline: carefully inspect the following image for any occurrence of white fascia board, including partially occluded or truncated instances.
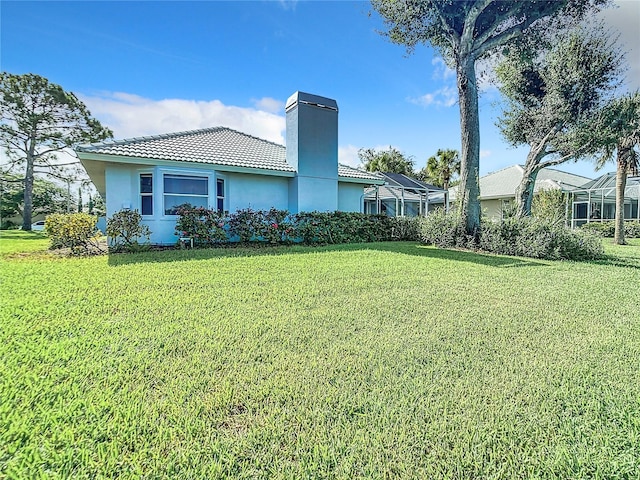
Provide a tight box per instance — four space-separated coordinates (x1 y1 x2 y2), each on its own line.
480 194 515 201
338 176 385 185
76 152 295 178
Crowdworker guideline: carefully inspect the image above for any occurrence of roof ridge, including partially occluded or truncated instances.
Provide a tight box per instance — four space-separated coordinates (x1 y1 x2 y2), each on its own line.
539 165 593 180
77 126 286 151
484 164 523 176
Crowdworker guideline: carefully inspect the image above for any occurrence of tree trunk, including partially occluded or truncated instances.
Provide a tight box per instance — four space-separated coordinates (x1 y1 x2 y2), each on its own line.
614 148 628 245
22 155 35 231
516 144 547 218
456 55 481 236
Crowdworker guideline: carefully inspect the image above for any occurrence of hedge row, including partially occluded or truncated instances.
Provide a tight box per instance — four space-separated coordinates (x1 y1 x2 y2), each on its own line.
419 208 604 261
174 206 420 246
580 220 640 238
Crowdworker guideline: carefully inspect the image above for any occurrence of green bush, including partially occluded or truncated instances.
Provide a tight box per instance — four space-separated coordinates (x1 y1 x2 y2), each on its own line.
481 218 603 260
175 204 228 246
532 189 570 226
174 207 420 247
419 209 603 260
106 209 151 252
581 221 640 238
419 208 474 249
45 213 100 254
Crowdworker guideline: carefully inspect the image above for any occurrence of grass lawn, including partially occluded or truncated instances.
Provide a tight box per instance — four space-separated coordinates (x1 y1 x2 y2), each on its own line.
1 231 639 479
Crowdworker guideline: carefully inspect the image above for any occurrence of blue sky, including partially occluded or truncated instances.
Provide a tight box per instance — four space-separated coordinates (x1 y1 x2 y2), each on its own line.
2 1 638 179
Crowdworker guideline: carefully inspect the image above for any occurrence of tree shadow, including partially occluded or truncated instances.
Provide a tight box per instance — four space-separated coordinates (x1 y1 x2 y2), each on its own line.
106 241 545 268
0 231 47 241
590 254 640 270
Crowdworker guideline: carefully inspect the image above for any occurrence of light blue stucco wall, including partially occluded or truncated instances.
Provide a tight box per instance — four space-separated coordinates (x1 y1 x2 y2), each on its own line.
104 164 292 245
226 172 288 212
105 164 136 215
338 182 363 212
285 92 339 213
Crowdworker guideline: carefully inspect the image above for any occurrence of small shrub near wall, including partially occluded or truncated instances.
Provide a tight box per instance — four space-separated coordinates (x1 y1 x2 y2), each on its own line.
174 205 421 246
106 209 151 252
45 213 101 254
175 205 228 246
419 209 603 260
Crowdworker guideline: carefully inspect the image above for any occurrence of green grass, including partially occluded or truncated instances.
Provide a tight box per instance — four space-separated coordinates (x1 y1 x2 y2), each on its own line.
1 231 639 479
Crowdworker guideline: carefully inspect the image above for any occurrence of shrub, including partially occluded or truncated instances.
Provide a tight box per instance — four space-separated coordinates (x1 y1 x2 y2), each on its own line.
480 217 603 260
532 189 570 226
106 209 151 252
45 213 100 254
419 209 603 260
173 207 419 247
226 208 262 243
581 221 640 238
419 208 472 249
256 208 293 244
175 204 228 246
390 216 421 241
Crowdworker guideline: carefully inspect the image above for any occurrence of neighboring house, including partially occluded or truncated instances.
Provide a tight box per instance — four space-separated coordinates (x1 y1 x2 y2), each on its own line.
569 173 640 228
363 173 446 217
76 92 383 244
449 164 592 221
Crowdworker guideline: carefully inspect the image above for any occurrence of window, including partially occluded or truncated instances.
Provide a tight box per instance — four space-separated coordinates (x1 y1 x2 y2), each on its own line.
140 174 153 215
216 178 225 212
163 174 208 215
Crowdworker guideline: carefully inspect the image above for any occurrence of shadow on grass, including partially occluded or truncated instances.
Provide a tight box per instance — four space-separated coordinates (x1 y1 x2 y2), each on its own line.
590 254 640 270
106 241 545 269
0 231 47 241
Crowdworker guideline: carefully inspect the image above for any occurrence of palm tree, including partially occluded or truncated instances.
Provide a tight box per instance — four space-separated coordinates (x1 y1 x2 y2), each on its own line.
597 92 640 245
419 149 461 191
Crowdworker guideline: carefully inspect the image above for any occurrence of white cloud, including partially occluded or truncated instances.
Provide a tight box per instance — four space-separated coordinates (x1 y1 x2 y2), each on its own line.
252 97 285 114
278 0 298 11
431 57 455 81
480 150 491 159
338 144 362 168
80 92 286 144
409 86 457 108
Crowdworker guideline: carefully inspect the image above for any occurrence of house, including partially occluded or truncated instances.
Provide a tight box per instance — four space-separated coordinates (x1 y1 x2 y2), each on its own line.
569 173 640 228
363 173 446 217
76 92 384 244
449 164 592 221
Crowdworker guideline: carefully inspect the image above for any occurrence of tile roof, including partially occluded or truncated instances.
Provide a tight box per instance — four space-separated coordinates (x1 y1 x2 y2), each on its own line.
77 126 379 182
77 127 294 172
338 164 382 181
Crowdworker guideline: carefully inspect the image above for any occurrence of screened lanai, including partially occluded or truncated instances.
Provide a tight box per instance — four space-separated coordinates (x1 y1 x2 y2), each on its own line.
363 173 446 217
569 173 640 228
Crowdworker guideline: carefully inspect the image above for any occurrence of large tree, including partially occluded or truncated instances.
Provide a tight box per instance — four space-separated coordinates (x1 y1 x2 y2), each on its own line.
359 146 415 175
371 0 609 235
417 148 460 190
496 27 623 217
0 73 112 230
0 173 71 227
596 92 640 245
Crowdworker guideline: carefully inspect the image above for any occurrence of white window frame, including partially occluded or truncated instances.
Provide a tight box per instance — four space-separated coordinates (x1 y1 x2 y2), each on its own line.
163 173 209 216
139 172 154 216
215 175 226 212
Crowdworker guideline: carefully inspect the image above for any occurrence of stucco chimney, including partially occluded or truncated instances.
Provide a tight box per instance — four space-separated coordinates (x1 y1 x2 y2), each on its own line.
285 91 339 213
